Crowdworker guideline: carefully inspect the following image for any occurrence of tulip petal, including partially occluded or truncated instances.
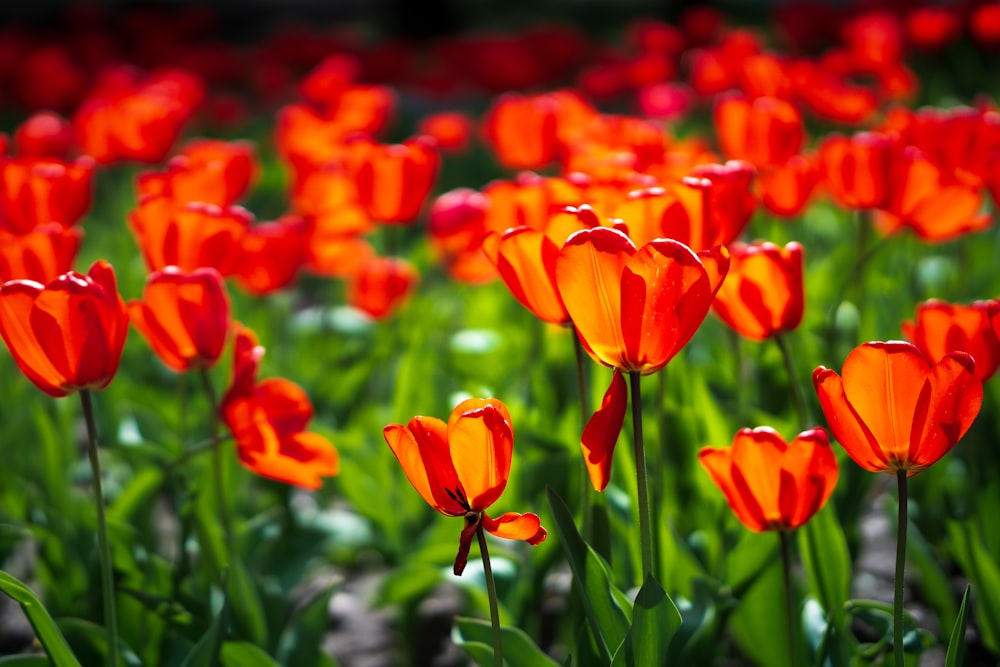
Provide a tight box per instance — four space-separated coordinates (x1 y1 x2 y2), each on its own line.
453 515 480 576
494 226 568 324
556 227 635 369
581 370 628 491
448 398 513 511
482 511 547 545
909 352 982 473
813 365 889 472
384 416 465 516
0 279 66 396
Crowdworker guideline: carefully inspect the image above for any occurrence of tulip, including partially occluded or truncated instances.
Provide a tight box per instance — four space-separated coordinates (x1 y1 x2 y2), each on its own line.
902 300 1000 382
0 156 95 233
0 224 81 284
220 324 339 489
714 95 804 168
0 260 128 398
417 111 473 154
233 215 310 295
129 267 230 373
347 255 418 319
817 131 894 210
712 241 804 341
758 155 818 218
813 341 981 477
353 136 439 224
384 398 546 576
136 139 257 207
13 111 73 159
699 426 838 532
482 92 561 170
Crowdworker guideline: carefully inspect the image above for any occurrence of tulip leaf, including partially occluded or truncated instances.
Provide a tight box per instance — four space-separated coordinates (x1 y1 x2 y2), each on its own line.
0 657 55 666
107 467 164 525
546 488 631 661
0 570 81 667
798 505 851 620
610 574 681 667
666 578 718 664
220 641 281 667
947 520 1000 653
179 579 228 667
452 617 559 667
945 585 970 667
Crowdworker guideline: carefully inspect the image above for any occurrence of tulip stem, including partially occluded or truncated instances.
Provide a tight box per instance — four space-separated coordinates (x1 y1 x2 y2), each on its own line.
572 328 591 431
476 524 504 667
80 390 119 667
894 469 908 667
200 368 232 562
779 530 797 667
775 334 810 429
629 371 654 583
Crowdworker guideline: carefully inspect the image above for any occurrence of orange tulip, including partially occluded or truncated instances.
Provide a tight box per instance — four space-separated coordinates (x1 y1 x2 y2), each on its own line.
714 94 804 168
902 300 1000 382
817 131 894 210
352 136 439 224
0 224 81 284
233 215 310 295
482 93 560 170
758 154 818 218
221 324 339 489
129 267 230 373
347 255 418 320
712 241 804 341
428 188 494 284
137 139 257 207
384 398 546 575
699 426 839 531
0 157 95 233
0 260 128 398
813 341 982 476
129 195 251 275
417 111 473 154
556 226 729 489
490 226 569 325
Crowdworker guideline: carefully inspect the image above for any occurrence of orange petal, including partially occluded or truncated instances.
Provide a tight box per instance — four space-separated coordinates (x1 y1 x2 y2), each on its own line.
482 511 547 545
556 227 635 369
447 398 513 511
384 416 465 516
909 352 982 473
581 370 627 491
494 226 568 324
0 279 66 396
813 365 889 472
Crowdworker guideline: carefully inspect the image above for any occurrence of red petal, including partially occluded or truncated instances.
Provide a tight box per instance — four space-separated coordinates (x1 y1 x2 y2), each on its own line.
581 370 628 490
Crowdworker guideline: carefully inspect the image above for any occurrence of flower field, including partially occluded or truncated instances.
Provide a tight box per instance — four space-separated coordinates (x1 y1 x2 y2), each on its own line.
1 2 1000 665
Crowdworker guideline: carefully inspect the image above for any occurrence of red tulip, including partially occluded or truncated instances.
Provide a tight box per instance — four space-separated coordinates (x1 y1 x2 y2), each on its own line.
347 255 418 320
129 267 230 373
817 132 894 210
418 111 473 154
233 215 310 295
0 224 81 284
13 111 73 159
714 95 804 168
482 93 561 170
902 300 1000 382
221 324 339 489
813 341 982 476
137 139 257 207
0 157 95 233
699 426 838 531
712 241 804 341
384 398 546 575
353 136 439 224
0 260 128 397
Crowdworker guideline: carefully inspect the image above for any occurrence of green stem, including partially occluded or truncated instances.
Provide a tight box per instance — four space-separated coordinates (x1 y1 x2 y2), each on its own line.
629 371 654 583
80 390 118 667
894 470 908 667
199 369 232 562
571 328 591 431
477 524 503 667
779 530 797 667
774 334 810 430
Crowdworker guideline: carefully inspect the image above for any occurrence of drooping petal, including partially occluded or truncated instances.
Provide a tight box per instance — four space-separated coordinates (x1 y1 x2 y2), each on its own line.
482 511 547 545
447 398 514 511
556 226 635 369
384 416 465 516
454 515 480 576
581 370 628 491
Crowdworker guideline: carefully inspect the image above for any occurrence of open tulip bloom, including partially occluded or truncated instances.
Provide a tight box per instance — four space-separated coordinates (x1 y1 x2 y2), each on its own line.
384 398 546 576
555 225 729 490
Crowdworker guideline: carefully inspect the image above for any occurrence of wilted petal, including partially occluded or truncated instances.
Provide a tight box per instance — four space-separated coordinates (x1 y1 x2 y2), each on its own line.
581 370 628 491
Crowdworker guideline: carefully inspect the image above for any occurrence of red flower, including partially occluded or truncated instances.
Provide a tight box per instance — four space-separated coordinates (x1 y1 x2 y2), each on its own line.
384 398 546 575
347 255 418 320
129 196 251 275
428 188 494 284
902 300 1000 382
352 136 439 224
0 224 81 284
817 131 894 210
0 260 128 397
137 139 257 207
555 226 729 489
233 215 310 295
129 267 230 373
221 324 339 489
418 111 473 154
813 341 982 476
0 157 95 233
699 426 838 531
13 111 73 159
714 94 804 169
712 241 804 341
758 154 818 218
482 93 561 170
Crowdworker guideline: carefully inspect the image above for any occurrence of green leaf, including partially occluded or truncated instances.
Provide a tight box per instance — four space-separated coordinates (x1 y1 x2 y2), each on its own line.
229 560 268 648
0 656 59 666
799 506 851 621
107 467 163 524
612 575 681 667
945 586 970 667
0 571 80 667
179 583 229 667
546 488 631 662
452 617 559 667
947 520 1000 653
221 641 281 667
